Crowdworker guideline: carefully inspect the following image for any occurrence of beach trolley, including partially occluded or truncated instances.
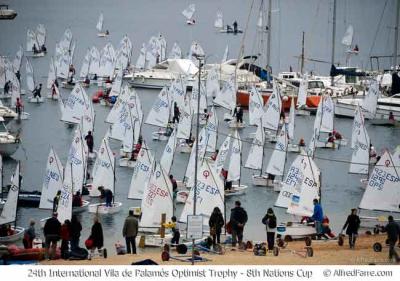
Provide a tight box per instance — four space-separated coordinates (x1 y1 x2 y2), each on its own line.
273 236 314 258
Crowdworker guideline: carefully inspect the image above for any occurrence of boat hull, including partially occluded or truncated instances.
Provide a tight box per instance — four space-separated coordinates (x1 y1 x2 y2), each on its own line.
225 184 248 197
0 226 25 243
0 141 19 157
88 202 123 214
276 222 316 239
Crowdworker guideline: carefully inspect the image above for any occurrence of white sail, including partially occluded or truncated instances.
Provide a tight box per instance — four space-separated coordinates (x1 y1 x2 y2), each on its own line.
168 42 182 59
106 86 128 124
90 137 115 197
222 45 229 63
182 4 195 20
287 157 321 217
249 86 264 126
81 97 95 136
128 142 154 199
145 86 171 128
179 160 225 226
26 29 38 52
206 106 218 153
266 128 288 176
262 82 282 131
189 41 205 61
136 43 146 69
227 130 242 182
275 155 306 208
213 74 236 111
359 151 400 212
96 12 104 32
57 182 72 224
297 77 308 108
63 127 87 194
341 25 354 47
9 71 21 107
287 98 295 141
160 128 177 174
13 45 23 73
99 43 115 77
351 105 363 149
169 76 187 109
214 11 223 29
320 95 334 133
214 134 231 175
61 84 91 125
191 80 207 114
46 57 57 89
361 80 378 118
349 120 370 174
206 66 220 100
26 59 35 92
0 163 20 225
110 68 123 97
140 162 173 229
244 124 265 170
121 114 136 153
185 127 209 188
89 46 101 75
39 148 64 209
176 98 192 140
79 49 91 78
110 103 131 141
257 10 263 28
57 50 70 79
36 24 46 47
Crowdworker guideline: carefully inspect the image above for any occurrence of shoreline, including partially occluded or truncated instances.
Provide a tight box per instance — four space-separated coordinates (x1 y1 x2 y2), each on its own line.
40 234 396 265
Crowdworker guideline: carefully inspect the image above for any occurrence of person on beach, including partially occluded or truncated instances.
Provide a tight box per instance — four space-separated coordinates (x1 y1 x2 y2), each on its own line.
122 210 139 254
209 207 225 246
88 216 104 259
385 215 400 262
98 186 113 207
311 199 323 239
262 208 277 251
52 190 61 213
60 219 71 259
342 208 360 248
229 201 248 247
23 219 36 249
170 216 180 245
233 104 243 124
70 214 82 251
85 131 94 153
43 212 61 260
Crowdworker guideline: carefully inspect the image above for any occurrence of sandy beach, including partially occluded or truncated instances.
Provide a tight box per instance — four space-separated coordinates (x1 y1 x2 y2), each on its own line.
40 234 396 265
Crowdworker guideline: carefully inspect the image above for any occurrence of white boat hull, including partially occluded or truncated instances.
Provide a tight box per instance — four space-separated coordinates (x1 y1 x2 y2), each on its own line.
119 157 136 168
136 233 173 247
176 143 192 154
0 226 25 243
28 96 44 103
97 32 108 37
46 93 59 100
0 140 19 156
72 200 90 213
88 202 123 214
176 190 189 204
14 112 30 120
223 113 233 122
287 143 300 153
276 222 316 239
228 120 246 129
252 175 269 187
225 184 248 197
152 131 169 141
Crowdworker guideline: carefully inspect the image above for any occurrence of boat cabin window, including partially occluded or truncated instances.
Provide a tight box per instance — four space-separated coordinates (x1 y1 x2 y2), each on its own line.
282 74 295 79
308 81 325 89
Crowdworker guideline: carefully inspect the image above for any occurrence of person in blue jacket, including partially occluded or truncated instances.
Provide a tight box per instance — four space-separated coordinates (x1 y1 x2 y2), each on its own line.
311 198 324 238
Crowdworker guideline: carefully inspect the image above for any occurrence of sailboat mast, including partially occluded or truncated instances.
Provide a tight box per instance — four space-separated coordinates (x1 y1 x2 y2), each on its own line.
301 31 305 74
330 0 337 86
394 0 400 67
15 161 21 229
266 0 272 68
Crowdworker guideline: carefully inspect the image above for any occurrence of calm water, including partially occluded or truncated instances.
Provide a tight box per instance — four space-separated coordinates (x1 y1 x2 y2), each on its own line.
1 0 399 252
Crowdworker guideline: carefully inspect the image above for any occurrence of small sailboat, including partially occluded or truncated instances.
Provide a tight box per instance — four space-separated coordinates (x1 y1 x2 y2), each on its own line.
88 137 122 214
262 82 282 142
26 25 46 57
96 12 109 37
296 76 311 116
182 4 196 25
0 162 25 243
245 122 268 186
349 105 370 175
168 42 182 59
214 10 224 29
26 59 44 103
146 87 173 141
287 98 300 152
46 57 59 100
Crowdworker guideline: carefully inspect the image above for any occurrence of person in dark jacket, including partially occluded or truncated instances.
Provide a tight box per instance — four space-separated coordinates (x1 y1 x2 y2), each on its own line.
170 216 180 246
32 83 42 98
89 216 104 259
98 186 113 207
233 104 243 123
172 102 180 123
52 190 61 213
385 215 400 262
85 131 94 153
342 208 361 249
23 219 36 249
262 208 277 251
122 210 139 254
209 207 225 245
70 215 82 251
229 201 248 247
43 212 61 260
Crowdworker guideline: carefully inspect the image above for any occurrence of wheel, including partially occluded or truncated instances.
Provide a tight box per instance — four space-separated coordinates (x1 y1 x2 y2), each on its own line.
277 238 285 248
373 227 380 234
284 235 293 242
163 244 170 253
176 244 187 254
305 237 312 246
373 242 382 252
103 248 107 259
338 235 344 246
365 231 372 235
306 247 314 257
273 246 279 256
161 251 170 261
